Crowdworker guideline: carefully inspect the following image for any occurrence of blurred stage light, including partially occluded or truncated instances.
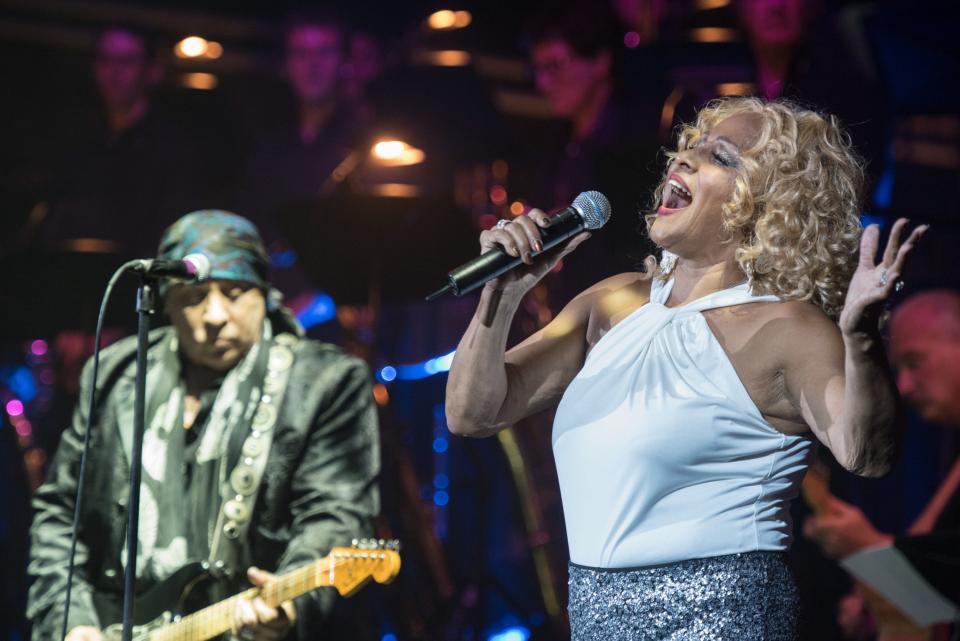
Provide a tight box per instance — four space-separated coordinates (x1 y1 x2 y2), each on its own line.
59 238 119 253
510 201 525 216
488 627 531 641
427 10 472 31
378 366 398 383
175 37 223 60
428 10 456 29
176 36 209 58
373 140 405 159
181 73 218 90
368 183 421 198
371 140 426 166
415 50 472 67
716 82 754 96
295 291 337 328
373 384 390 406
6 399 24 417
31 340 49 357
689 27 738 43
696 0 730 8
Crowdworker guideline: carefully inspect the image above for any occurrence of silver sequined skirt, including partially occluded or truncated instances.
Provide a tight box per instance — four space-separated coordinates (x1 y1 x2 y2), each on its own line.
568 551 798 641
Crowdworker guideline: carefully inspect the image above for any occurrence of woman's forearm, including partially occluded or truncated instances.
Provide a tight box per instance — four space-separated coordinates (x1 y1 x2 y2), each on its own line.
445 286 524 437
839 329 904 477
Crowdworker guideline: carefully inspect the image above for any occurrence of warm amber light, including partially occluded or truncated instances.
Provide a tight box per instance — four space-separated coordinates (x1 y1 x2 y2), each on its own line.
453 11 472 27
695 0 730 8
417 50 471 66
373 140 406 160
428 10 457 30
510 201 525 216
175 36 209 59
716 82 755 96
371 140 426 166
369 183 422 198
181 73 218 90
689 27 738 43
373 384 390 406
206 41 223 59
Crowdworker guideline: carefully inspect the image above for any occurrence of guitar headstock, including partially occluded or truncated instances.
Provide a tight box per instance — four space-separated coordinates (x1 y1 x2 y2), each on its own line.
326 539 402 596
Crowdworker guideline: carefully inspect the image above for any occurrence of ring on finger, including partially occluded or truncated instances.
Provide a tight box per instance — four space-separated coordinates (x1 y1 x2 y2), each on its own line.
895 280 905 292
494 219 510 230
879 270 889 286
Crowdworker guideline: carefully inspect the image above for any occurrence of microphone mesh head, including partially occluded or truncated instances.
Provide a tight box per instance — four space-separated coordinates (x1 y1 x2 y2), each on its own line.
183 253 211 281
573 191 611 230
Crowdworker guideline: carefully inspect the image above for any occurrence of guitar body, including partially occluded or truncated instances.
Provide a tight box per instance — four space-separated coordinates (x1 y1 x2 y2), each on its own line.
92 562 215 640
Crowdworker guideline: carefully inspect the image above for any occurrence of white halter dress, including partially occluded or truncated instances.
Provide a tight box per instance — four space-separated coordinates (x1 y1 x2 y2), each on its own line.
553 277 812 640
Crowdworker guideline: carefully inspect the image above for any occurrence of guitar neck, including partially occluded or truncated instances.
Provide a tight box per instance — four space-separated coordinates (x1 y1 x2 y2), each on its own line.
149 558 338 641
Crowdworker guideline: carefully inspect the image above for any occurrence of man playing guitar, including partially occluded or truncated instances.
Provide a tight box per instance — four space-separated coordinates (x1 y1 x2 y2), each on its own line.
27 211 382 641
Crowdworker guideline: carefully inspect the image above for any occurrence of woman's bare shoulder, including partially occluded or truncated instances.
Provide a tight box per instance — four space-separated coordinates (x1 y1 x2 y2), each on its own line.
743 298 843 365
580 272 654 345
582 271 653 298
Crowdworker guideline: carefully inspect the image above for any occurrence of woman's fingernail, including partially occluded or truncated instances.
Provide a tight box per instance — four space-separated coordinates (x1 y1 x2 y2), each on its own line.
533 240 543 252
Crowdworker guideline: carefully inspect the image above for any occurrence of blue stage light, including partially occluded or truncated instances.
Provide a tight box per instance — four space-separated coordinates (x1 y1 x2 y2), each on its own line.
295 292 336 329
488 626 530 641
379 366 397 383
270 249 298 268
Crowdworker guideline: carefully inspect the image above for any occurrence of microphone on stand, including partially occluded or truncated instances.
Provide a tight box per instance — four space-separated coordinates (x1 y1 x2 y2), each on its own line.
426 190 611 301
127 253 211 281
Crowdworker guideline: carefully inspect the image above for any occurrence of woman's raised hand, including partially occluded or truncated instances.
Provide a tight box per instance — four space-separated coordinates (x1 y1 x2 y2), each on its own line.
839 218 928 336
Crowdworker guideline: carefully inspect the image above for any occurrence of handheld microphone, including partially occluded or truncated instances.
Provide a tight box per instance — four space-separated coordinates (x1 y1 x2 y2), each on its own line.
426 191 611 301
127 253 211 281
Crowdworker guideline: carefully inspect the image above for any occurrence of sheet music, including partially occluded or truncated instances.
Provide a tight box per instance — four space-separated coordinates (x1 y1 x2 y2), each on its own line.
841 544 959 626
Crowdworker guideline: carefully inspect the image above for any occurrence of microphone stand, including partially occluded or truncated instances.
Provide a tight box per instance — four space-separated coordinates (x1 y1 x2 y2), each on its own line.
120 275 156 641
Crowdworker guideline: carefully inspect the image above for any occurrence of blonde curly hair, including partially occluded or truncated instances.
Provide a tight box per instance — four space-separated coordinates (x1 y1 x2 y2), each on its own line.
646 96 865 319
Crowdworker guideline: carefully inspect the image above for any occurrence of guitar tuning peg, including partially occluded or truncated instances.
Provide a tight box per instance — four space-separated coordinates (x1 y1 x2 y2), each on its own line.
377 538 385 548
351 538 359 547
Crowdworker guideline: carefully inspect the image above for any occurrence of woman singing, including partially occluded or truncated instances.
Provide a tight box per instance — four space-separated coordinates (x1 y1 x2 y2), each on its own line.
445 96 926 640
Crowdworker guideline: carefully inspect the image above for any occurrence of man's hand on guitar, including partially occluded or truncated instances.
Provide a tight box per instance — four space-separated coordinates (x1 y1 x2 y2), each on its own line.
66 626 104 641
231 567 297 641
803 496 893 559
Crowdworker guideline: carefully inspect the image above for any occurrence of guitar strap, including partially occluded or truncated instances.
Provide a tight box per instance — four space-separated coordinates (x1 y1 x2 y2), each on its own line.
207 333 297 583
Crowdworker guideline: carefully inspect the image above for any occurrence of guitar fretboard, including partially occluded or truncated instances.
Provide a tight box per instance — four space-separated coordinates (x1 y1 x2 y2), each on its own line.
148 556 358 641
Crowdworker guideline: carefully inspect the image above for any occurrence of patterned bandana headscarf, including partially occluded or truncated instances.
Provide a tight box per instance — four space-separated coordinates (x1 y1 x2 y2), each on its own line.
157 210 303 334
158 210 269 287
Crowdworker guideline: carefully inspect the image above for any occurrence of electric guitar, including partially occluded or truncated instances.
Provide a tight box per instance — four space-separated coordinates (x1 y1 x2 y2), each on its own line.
94 539 401 641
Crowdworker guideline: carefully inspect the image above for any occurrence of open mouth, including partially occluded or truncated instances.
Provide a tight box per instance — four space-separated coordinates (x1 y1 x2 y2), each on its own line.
659 175 693 213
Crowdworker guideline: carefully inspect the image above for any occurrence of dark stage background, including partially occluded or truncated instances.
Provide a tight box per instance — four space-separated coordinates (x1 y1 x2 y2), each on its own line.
1 1 959 640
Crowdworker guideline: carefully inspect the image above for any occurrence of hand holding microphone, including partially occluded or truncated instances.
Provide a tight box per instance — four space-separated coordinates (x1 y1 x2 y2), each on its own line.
427 191 611 300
